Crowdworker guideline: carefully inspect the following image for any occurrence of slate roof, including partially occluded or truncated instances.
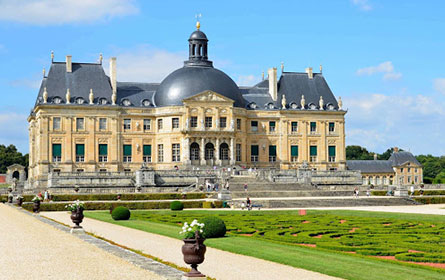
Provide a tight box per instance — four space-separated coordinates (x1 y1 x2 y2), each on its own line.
347 160 394 173
389 151 421 166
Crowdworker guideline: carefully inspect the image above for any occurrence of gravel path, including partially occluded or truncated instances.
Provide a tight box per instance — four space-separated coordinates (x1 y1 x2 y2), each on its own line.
0 204 165 280
43 211 342 280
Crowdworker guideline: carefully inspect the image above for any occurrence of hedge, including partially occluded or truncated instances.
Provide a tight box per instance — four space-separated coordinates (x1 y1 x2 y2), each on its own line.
372 190 445 197
22 200 205 212
414 196 445 204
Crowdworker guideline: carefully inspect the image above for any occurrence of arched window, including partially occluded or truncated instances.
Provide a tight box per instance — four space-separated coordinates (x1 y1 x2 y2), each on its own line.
205 143 214 160
220 143 229 160
190 142 200 160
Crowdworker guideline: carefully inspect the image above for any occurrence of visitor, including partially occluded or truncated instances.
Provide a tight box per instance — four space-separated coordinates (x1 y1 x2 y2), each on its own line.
244 183 248 192
215 183 219 192
240 202 246 210
246 197 252 211
366 189 370 197
354 187 359 198
410 185 415 197
419 184 424 196
206 180 211 192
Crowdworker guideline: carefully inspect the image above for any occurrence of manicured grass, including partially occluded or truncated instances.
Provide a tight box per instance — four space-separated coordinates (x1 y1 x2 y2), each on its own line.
85 210 445 280
0 184 10 188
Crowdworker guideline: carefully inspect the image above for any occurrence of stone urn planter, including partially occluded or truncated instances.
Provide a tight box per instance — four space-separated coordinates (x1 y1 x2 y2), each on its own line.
8 195 13 203
70 208 84 228
182 231 206 277
17 197 23 207
33 200 41 213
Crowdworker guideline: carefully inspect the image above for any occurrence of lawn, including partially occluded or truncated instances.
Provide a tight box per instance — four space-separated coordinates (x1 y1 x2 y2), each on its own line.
85 210 445 280
0 183 10 188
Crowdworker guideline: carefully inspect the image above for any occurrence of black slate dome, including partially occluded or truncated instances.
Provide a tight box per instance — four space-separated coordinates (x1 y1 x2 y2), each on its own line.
154 27 245 107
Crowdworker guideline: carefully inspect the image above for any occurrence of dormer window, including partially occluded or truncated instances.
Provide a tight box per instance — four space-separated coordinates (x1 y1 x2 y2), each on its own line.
308 103 317 110
290 102 298 109
122 99 131 106
327 103 335 110
266 103 275 109
248 102 257 109
76 97 85 105
142 99 151 107
52 96 62 104
98 98 108 105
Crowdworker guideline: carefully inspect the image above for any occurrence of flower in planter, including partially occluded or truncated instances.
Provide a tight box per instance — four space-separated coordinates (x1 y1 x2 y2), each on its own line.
65 200 85 211
180 219 205 239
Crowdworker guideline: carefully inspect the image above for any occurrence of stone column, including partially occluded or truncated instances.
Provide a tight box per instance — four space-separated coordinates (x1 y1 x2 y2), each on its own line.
65 117 73 165
230 137 235 165
215 138 221 165
184 137 191 165
320 121 327 170
215 107 219 129
200 138 206 165
301 121 308 163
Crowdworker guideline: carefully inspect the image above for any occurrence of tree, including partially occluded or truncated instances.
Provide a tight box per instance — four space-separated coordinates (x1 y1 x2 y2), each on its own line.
346 145 374 160
0 144 28 174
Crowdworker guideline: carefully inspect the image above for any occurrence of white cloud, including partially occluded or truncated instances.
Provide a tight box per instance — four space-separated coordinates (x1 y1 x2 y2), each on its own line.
351 0 372 11
0 0 138 25
356 61 402 81
0 112 29 153
10 78 41 89
237 75 259 86
105 45 185 83
433 78 445 95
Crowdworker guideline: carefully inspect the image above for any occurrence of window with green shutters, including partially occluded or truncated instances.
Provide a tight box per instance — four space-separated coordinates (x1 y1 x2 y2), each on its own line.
251 121 258 132
251 145 259 162
328 146 336 162
329 122 335 133
291 145 298 162
291 122 298 133
75 144 85 162
310 122 316 133
310 145 317 162
269 121 276 132
99 144 108 162
143 145 152 163
52 144 61 162
123 145 132 163
269 145 276 162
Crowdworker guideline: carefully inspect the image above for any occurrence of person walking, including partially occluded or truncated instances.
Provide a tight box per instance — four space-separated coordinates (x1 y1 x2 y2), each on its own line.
410 185 415 197
246 197 252 211
354 187 359 198
244 183 248 192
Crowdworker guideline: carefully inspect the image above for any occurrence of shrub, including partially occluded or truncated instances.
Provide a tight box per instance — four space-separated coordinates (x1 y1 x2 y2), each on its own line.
170 201 184 211
111 206 131 220
202 216 226 238
203 201 214 208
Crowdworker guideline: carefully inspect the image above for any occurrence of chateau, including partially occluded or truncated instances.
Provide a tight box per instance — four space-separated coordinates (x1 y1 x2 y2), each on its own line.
27 23 346 189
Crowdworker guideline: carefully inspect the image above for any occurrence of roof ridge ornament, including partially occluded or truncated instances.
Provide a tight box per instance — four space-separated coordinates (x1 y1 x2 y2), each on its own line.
51 51 54 62
338 96 343 110
195 13 202 30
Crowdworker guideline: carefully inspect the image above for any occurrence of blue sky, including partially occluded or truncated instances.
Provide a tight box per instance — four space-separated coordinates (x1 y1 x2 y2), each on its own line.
0 0 444 155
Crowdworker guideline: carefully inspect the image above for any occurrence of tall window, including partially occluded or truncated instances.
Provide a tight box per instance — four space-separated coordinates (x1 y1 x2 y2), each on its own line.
76 118 84 130
205 117 212 128
99 118 107 130
143 119 151 131
328 146 336 162
190 142 200 160
328 122 335 133
158 144 164 162
52 144 62 162
220 143 229 160
220 117 227 128
236 119 241 130
123 119 131 130
123 144 132 162
143 145 152 163
205 143 214 160
75 144 85 162
172 144 180 162
269 145 277 162
310 122 316 134
291 145 298 162
99 144 108 162
251 145 259 162
190 116 198 128
269 121 276 132
172 118 179 129
53 117 61 130
251 121 258 132
310 145 317 162
157 119 163 130
236 143 241 161
291 122 298 133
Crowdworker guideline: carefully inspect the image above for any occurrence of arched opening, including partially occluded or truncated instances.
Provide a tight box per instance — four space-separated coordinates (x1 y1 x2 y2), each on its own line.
205 143 214 160
220 143 229 160
190 142 200 161
12 171 20 180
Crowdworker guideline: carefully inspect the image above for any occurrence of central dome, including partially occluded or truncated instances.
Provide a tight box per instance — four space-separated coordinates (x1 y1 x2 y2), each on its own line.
153 27 246 107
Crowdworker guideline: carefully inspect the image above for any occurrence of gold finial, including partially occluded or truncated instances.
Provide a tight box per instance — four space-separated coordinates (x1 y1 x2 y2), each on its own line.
195 13 202 30
281 62 284 72
51 51 54 62
320 64 323 74
262 71 264 81
42 68 46 77
99 53 103 65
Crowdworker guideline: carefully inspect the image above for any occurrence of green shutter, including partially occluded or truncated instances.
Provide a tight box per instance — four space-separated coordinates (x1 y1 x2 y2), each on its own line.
143 145 152 156
269 121 275 127
310 146 317 156
75 144 84 156
123 145 132 156
251 145 259 156
269 145 276 156
251 121 258 126
291 145 298 156
329 122 335 131
52 144 61 157
99 144 108 155
310 122 316 130
329 146 336 157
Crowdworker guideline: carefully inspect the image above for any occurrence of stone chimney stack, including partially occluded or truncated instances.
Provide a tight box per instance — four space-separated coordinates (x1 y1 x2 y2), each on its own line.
393 147 399 153
305 67 313 79
66 55 72 73
110 57 117 95
268 67 277 101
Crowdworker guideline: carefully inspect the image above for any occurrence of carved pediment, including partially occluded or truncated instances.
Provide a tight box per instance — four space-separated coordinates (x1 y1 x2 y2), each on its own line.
183 90 234 104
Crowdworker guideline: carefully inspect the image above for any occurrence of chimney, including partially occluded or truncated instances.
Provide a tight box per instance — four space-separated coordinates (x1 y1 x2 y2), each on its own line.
374 153 378 160
268 67 277 101
66 55 72 73
109 57 117 95
393 147 399 153
305 67 313 79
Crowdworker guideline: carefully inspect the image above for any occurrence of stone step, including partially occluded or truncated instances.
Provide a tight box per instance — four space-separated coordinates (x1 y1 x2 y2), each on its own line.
230 190 360 198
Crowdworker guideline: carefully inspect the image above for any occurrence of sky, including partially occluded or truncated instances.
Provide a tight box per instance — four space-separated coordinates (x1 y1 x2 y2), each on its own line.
0 0 444 156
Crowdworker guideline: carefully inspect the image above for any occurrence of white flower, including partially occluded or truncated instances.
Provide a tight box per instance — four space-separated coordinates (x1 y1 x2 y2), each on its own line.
188 228 192 231
200 229 203 233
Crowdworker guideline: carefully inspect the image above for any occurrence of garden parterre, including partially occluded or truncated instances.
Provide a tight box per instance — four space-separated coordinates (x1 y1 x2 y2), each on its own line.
130 210 445 264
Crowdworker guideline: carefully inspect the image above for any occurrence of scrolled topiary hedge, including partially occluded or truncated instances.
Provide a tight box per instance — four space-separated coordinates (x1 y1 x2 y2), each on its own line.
202 216 226 238
395 252 445 263
48 193 206 202
111 206 131 220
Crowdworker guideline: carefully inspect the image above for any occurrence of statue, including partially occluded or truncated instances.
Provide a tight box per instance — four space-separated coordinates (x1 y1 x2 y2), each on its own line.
66 88 71 104
319 96 324 110
43 87 48 103
230 119 234 129
185 118 189 129
338 96 343 110
89 89 94 104
300 95 305 109
281 94 287 109
200 119 204 129
112 93 117 105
